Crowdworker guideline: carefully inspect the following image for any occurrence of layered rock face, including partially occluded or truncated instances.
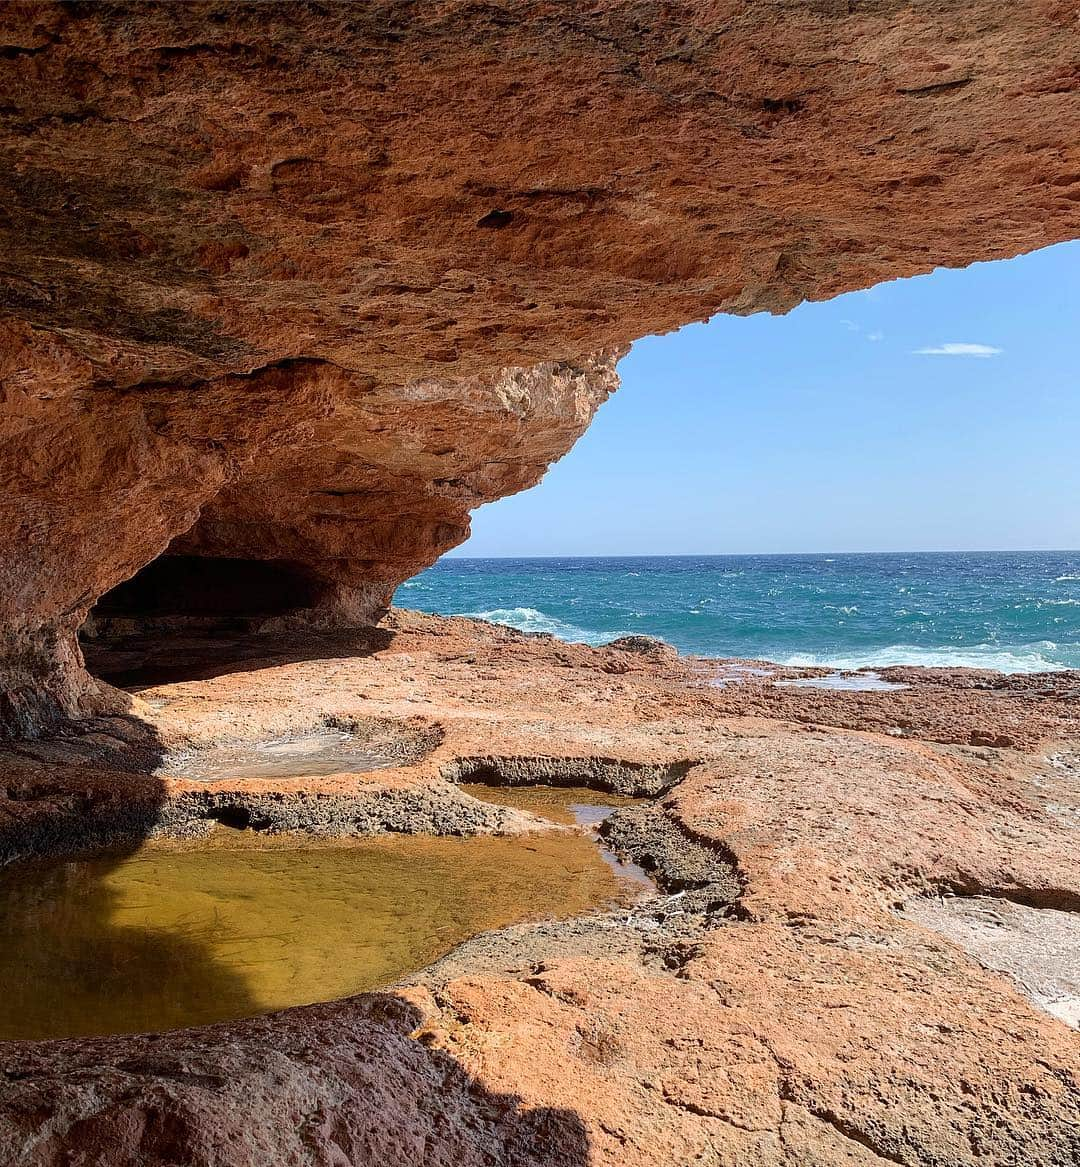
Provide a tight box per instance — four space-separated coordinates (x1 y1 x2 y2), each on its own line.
2 0 1079 735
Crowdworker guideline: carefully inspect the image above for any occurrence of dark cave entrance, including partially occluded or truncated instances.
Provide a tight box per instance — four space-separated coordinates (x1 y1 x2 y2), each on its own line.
90 555 321 621
80 554 330 688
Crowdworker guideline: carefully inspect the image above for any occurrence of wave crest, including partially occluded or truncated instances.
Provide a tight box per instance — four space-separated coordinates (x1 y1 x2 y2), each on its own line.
464 607 614 645
781 643 1071 674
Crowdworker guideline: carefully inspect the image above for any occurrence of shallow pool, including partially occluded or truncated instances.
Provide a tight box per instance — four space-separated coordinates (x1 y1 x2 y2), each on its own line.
774 671 908 692
459 781 642 825
0 824 638 1041
460 782 653 887
158 730 404 781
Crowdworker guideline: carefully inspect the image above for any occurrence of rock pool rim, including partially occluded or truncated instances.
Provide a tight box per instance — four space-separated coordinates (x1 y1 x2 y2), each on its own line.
441 754 694 798
0 785 737 1046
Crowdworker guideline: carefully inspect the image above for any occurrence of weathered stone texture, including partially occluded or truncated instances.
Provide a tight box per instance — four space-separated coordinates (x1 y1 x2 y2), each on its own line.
1 1 1078 731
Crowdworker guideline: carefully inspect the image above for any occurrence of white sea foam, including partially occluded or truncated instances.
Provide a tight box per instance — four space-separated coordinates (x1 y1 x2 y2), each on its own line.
1054 575 1080 582
464 607 616 645
781 644 1071 674
460 610 1076 672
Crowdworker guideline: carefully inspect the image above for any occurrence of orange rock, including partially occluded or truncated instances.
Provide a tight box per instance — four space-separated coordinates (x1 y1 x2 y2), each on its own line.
0 612 1077 1164
1 3 1079 732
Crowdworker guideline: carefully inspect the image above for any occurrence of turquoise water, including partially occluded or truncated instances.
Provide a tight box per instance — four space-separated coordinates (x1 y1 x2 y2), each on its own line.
396 552 1080 672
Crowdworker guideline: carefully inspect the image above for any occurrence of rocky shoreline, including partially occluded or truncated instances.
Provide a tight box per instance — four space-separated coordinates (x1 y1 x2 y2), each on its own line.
2 4 1078 1160
0 609 1077 1165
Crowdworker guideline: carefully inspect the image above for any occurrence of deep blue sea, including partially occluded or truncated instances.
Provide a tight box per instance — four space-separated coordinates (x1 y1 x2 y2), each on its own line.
395 551 1080 672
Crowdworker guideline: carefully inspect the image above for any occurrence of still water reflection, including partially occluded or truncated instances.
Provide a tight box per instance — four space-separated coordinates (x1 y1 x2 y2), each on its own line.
0 825 634 1041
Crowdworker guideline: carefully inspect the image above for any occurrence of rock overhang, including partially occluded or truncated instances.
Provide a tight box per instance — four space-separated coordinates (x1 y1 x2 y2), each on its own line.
1 0 1078 734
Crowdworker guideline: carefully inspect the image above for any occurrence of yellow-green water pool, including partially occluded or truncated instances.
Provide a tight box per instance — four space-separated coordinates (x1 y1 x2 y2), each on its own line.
0 820 639 1042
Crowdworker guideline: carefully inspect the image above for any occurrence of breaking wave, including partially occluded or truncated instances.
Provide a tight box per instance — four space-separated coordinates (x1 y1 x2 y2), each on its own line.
461 613 1075 673
781 643 1071 674
463 607 617 645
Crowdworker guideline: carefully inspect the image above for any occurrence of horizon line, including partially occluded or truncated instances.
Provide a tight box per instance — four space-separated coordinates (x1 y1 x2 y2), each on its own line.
439 547 1080 561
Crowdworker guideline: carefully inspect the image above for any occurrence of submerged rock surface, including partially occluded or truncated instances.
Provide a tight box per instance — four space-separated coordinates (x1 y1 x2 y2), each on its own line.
1 1 1080 732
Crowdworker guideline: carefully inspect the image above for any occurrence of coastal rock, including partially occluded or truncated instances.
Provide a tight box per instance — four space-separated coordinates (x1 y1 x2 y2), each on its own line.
605 635 678 660
0 611 1077 1165
2 2 1080 732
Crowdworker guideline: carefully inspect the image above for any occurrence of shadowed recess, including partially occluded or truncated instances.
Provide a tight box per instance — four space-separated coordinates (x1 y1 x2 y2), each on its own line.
91 556 323 619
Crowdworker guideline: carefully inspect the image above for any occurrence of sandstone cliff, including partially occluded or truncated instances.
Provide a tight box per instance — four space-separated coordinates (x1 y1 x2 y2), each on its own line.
1 0 1078 734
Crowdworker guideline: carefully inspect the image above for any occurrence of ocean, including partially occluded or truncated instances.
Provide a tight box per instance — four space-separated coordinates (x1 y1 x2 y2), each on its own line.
395 551 1080 673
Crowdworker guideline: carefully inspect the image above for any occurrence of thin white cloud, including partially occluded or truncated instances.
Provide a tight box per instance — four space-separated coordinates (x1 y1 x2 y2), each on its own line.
914 342 1002 357
843 321 885 341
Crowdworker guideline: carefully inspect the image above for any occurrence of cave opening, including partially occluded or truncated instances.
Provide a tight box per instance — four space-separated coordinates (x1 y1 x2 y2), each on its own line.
79 553 331 688
90 555 322 622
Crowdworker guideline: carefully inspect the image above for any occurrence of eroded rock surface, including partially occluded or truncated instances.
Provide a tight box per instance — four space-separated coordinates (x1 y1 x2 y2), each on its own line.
2 349 620 736
0 611 1078 1165
2 1 1080 732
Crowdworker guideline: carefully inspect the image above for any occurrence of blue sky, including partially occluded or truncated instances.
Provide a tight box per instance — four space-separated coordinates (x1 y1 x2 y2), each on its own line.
454 240 1079 556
